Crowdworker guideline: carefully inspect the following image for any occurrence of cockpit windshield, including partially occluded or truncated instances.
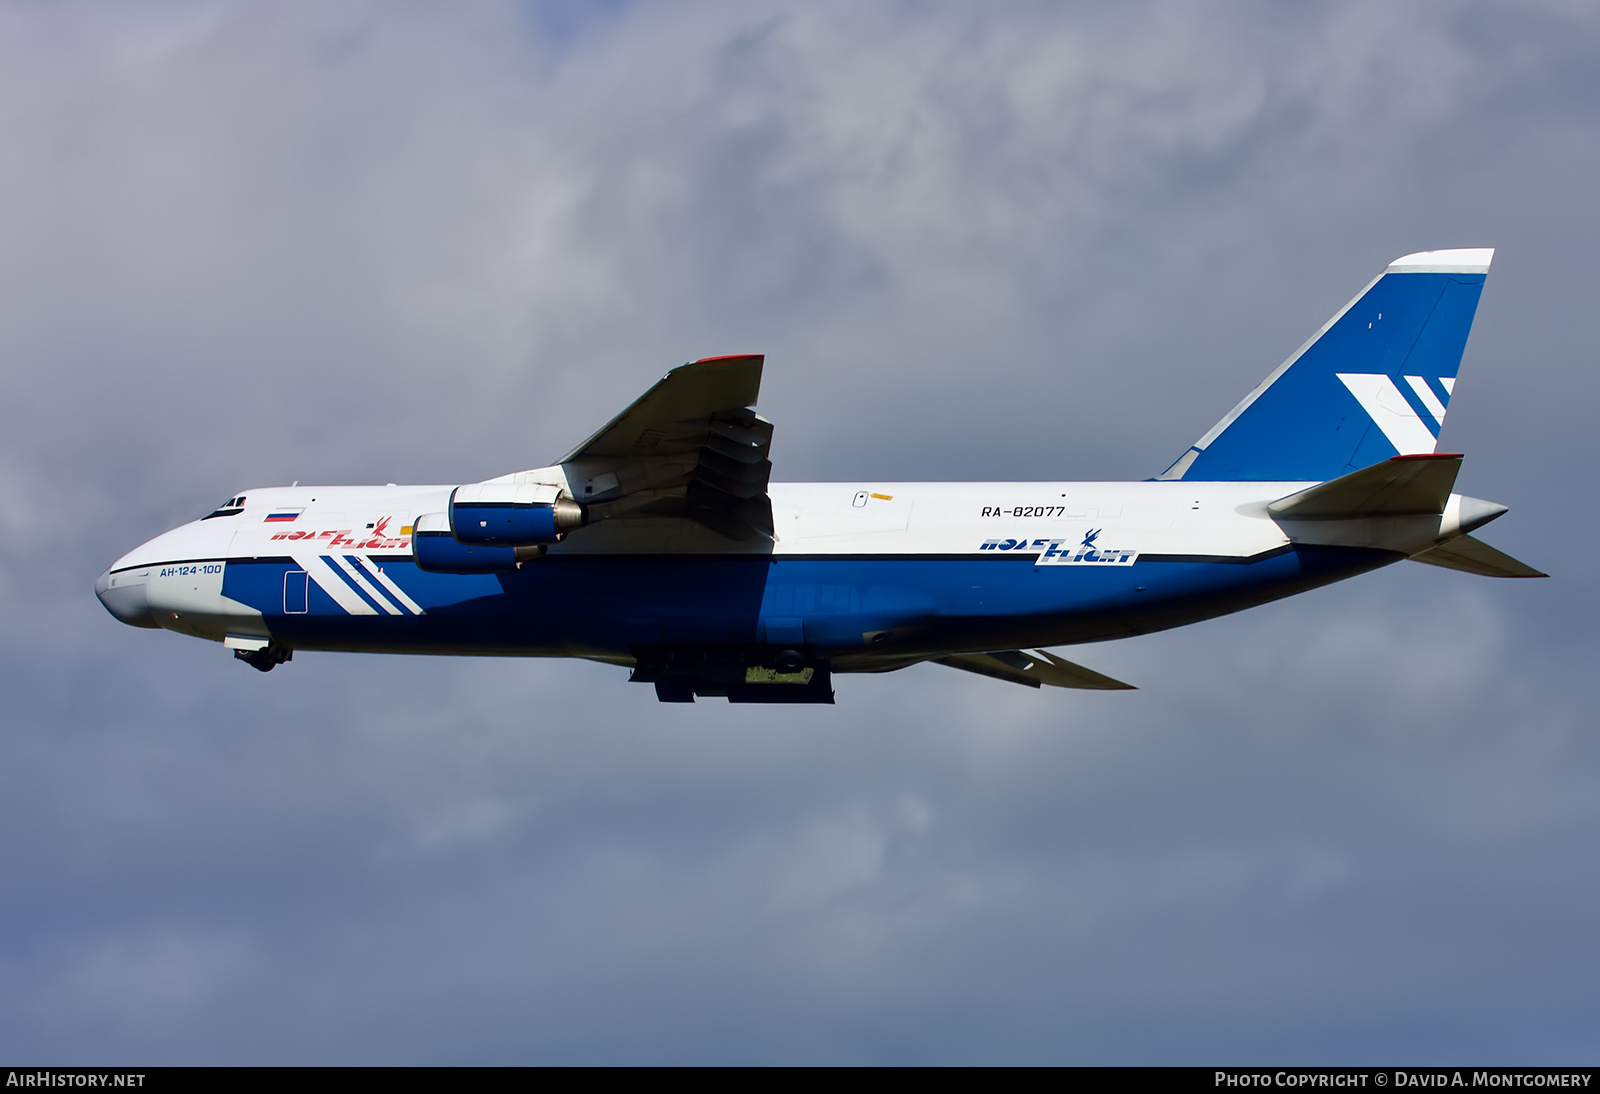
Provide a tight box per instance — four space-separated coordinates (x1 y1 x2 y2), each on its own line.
201 495 246 520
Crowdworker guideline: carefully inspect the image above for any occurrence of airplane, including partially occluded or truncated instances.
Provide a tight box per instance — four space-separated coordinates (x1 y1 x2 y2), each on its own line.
96 248 1543 703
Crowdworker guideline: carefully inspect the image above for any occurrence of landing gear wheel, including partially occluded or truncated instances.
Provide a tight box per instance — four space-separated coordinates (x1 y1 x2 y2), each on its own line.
235 645 293 672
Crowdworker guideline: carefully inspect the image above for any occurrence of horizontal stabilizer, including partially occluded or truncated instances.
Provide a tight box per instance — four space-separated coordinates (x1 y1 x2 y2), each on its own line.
1411 535 1547 578
933 649 1135 690
1269 454 1462 520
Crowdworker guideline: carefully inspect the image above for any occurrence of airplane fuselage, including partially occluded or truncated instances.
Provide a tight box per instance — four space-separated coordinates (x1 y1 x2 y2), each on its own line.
98 479 1394 670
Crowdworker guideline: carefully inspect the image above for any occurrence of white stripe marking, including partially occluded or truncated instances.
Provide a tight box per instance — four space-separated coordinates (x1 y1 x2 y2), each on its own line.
331 555 403 615
1337 373 1439 456
296 553 377 615
354 555 423 615
1439 376 1455 396
1404 375 1448 425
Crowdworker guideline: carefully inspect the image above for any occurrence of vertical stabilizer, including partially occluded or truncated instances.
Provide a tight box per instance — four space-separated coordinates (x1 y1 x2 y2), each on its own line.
1160 249 1492 482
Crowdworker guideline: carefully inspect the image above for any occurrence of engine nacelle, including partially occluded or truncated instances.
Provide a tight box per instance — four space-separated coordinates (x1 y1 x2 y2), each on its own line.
448 482 585 547
412 512 544 574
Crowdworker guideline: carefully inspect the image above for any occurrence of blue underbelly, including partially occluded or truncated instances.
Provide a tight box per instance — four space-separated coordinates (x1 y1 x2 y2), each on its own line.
220 548 1395 656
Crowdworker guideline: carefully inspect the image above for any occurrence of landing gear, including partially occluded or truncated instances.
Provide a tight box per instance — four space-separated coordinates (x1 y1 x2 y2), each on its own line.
654 681 697 703
234 644 293 672
632 645 834 704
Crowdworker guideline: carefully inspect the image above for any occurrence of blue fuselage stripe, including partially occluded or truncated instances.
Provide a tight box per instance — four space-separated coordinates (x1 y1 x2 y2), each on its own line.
216 548 1396 656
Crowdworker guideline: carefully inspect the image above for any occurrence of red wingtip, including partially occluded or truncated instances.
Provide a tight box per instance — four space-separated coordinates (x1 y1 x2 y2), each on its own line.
692 353 764 364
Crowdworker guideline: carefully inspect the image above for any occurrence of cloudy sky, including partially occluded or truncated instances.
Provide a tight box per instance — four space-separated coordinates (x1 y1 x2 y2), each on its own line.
2 0 1597 1064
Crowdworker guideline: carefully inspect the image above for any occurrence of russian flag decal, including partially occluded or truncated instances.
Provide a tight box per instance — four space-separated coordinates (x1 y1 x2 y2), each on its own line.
264 508 304 523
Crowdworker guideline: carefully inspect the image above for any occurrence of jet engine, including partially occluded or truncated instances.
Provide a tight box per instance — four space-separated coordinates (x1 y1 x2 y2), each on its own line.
412 483 586 573
448 482 585 546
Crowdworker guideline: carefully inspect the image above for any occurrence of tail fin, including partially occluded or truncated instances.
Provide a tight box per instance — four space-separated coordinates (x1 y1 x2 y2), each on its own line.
1159 249 1493 482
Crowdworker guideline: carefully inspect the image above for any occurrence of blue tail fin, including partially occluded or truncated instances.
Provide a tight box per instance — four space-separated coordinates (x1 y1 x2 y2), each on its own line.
1159 249 1493 482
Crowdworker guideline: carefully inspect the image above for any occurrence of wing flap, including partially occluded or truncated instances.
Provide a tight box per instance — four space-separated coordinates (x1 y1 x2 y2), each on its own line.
559 356 775 542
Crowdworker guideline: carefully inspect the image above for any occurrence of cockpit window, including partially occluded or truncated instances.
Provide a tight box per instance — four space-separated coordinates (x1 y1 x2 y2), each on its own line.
202 495 246 520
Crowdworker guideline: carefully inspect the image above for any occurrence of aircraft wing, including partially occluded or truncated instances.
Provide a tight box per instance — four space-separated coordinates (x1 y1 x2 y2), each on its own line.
559 355 774 541
933 649 1136 690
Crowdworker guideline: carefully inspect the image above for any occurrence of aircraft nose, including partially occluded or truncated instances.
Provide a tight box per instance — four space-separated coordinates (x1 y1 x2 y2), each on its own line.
96 569 159 628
